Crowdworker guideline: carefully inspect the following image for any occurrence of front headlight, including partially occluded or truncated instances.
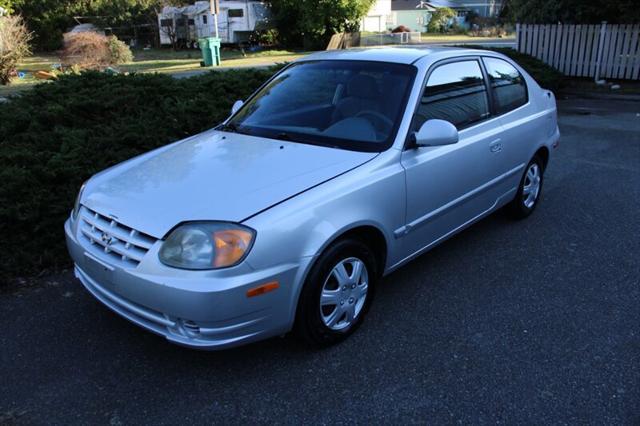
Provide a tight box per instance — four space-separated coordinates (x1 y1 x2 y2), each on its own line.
72 182 86 220
159 222 256 270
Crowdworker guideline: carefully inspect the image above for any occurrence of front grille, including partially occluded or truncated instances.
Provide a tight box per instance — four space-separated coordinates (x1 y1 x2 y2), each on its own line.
78 206 157 267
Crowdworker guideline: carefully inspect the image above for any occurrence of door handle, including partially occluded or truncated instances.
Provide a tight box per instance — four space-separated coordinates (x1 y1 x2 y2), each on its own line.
489 139 503 153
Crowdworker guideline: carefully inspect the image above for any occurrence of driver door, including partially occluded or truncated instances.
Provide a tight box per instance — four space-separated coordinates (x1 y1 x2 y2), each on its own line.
399 58 504 257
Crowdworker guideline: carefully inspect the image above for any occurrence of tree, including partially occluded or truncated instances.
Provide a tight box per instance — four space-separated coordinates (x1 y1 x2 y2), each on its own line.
13 0 171 50
0 0 17 14
0 14 32 84
503 0 640 24
267 0 376 49
160 17 178 50
427 7 456 33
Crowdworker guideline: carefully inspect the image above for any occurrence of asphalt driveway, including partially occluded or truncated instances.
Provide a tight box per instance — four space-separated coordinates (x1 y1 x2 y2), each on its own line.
1 97 639 424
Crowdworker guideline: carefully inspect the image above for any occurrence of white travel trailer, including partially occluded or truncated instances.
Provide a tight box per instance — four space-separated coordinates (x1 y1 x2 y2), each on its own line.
158 0 269 45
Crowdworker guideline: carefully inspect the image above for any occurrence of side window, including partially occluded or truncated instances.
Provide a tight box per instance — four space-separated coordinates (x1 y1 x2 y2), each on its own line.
228 9 244 18
415 60 490 130
483 57 528 114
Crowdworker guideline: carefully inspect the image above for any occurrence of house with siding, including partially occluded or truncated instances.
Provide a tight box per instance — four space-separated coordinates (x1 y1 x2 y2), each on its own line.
158 0 269 45
361 0 503 33
361 0 394 33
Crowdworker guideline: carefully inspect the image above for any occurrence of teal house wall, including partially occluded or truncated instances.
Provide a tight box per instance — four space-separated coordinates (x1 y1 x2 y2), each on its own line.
394 10 432 32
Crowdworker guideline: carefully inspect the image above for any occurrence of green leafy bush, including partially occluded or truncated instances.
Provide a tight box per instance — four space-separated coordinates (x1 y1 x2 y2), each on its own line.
505 0 640 25
268 0 376 49
427 7 456 33
0 67 280 280
456 46 564 92
14 0 165 51
107 35 133 65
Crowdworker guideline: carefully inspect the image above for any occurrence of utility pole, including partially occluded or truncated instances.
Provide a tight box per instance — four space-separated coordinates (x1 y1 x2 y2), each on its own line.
210 0 219 38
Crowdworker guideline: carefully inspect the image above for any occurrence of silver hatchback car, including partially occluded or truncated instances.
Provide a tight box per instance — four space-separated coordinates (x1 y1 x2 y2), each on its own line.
65 47 559 349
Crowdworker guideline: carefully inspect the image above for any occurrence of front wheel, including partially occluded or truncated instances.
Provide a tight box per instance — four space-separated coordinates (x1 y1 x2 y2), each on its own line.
294 238 377 347
508 155 544 219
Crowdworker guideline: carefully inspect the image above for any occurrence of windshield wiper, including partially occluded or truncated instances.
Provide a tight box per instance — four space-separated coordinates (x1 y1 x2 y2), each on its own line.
218 122 239 133
274 132 292 141
218 123 253 136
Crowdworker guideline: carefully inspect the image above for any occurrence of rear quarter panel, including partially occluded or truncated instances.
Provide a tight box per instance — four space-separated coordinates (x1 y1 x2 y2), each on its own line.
493 54 559 167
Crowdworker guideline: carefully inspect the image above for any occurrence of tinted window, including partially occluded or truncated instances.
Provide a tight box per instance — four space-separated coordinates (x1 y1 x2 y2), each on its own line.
228 9 244 18
484 57 528 114
415 60 490 130
227 61 416 152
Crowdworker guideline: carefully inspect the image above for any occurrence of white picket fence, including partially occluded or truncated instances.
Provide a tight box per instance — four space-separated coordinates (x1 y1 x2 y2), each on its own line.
516 23 640 80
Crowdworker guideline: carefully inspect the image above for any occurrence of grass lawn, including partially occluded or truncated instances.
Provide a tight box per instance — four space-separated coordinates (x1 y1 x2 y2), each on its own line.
0 48 307 97
121 48 307 74
0 55 62 97
2 38 527 97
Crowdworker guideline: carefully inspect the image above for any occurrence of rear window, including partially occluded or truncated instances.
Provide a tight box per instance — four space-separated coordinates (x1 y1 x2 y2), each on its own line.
483 57 528 115
414 60 490 130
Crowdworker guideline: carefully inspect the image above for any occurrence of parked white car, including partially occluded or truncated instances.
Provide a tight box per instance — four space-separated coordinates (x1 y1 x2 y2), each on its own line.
65 47 559 350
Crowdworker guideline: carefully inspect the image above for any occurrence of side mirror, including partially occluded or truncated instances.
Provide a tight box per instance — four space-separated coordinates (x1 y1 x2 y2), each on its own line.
412 119 459 148
231 100 244 115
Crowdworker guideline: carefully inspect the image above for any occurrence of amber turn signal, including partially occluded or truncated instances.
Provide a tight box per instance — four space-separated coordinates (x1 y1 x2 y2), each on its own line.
246 281 279 298
213 229 254 268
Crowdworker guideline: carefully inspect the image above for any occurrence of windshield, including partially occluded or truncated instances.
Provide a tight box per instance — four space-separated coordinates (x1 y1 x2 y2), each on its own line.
225 60 417 152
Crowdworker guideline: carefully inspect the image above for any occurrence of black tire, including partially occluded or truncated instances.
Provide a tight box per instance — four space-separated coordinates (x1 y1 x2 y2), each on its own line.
294 237 377 347
508 154 545 219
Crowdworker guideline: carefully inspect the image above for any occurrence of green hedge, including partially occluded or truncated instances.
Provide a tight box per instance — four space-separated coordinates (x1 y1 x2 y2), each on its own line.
0 68 280 280
473 47 565 93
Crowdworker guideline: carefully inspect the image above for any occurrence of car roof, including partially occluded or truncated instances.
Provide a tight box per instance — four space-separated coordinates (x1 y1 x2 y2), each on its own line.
297 46 490 65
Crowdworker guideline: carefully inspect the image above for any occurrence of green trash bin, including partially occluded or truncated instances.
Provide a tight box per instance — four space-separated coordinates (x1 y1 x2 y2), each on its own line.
206 37 221 66
198 38 213 67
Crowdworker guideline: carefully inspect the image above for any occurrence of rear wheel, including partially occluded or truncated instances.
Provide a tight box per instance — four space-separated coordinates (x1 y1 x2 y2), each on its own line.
508 155 544 219
294 238 377 347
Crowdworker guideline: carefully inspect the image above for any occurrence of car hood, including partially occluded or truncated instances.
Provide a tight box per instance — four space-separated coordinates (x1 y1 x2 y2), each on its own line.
82 130 377 238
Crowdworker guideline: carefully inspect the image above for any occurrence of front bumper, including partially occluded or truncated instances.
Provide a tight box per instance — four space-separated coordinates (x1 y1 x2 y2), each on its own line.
65 218 302 350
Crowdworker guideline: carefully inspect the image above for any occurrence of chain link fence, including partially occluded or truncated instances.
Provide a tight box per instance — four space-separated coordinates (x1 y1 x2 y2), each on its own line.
359 32 422 47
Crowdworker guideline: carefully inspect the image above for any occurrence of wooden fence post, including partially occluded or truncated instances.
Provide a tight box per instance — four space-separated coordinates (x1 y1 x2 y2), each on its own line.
594 21 607 82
